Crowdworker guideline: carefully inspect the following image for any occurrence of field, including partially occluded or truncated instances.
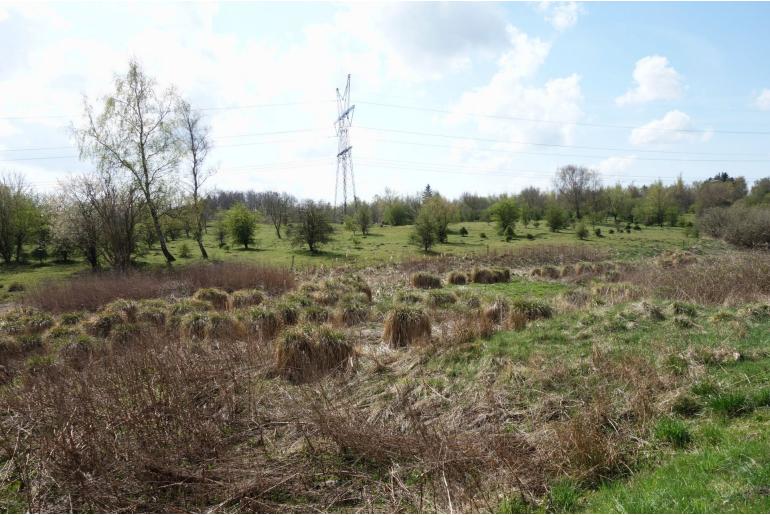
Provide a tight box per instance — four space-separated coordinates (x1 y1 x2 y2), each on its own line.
0 220 711 302
2 223 769 513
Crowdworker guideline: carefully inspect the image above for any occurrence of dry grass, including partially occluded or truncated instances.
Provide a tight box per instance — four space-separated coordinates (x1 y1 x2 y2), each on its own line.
230 289 264 309
23 262 295 313
273 324 353 383
483 297 510 325
447 271 468 285
383 306 431 348
193 287 230 310
410 271 443 289
471 267 510 284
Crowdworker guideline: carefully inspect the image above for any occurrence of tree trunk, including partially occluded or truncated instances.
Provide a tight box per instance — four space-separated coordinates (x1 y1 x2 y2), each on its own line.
149 204 175 263
195 217 208 259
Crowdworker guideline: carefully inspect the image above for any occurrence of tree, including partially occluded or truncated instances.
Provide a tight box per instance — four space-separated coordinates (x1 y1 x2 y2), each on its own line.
546 203 568 232
409 208 438 252
288 200 334 253
258 191 295 239
421 184 434 202
224 203 259 249
424 196 455 243
383 200 413 226
354 203 372 236
635 181 676 227
554 165 599 219
78 59 180 264
575 222 589 240
177 98 213 259
488 198 519 235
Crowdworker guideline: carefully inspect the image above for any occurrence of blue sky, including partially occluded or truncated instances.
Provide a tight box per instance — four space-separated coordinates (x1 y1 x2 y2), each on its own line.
1 1 769 202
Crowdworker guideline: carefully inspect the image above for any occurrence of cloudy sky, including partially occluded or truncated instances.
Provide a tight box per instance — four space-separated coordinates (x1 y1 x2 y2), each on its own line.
2 1 770 201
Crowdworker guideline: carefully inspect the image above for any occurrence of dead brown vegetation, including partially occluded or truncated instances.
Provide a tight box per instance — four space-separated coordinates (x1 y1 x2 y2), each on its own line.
383 306 431 348
23 262 295 313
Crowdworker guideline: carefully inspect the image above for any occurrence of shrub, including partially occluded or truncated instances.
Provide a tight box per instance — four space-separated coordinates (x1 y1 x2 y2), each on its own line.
526 233 534 240
480 232 487 239
698 205 770 247
710 391 752 418
410 272 442 289
609 229 615 234
575 222 589 240
504 225 515 242
383 306 431 348
231 289 264 309
633 224 641 231
447 271 468 285
179 243 192 258
459 226 468 237
470 267 509 284
671 301 697 318
193 288 230 310
654 417 692 448
8 282 24 292
511 298 553 321
594 227 602 237
274 324 352 383
427 290 457 308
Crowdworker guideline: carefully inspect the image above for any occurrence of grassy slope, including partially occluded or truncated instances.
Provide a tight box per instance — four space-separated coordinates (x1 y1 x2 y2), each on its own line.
0 220 710 302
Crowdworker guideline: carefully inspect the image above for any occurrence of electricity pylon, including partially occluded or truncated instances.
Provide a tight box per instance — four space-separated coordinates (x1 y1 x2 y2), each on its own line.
334 74 355 216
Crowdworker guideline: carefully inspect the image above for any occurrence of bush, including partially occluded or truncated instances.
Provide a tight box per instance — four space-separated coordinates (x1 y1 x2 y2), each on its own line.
575 222 589 240
410 272 442 289
459 226 468 237
504 225 515 242
447 271 468 285
383 306 431 348
193 288 230 310
274 324 352 383
480 232 487 239
633 224 641 231
594 227 602 237
654 417 692 448
609 229 615 234
179 243 192 258
699 206 770 247
526 233 534 240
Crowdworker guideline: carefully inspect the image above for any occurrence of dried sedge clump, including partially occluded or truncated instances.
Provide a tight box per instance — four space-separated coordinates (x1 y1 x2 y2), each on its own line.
383 306 431 348
338 274 374 302
511 298 553 321
273 324 353 383
559 288 593 309
230 289 265 309
169 298 212 317
302 305 330 323
334 300 369 327
591 282 642 304
483 297 510 325
276 302 300 326
207 312 245 341
471 267 510 284
561 264 576 277
244 307 282 341
508 311 528 331
136 299 167 327
103 299 139 323
541 265 561 280
447 271 468 285
410 272 442 289
109 322 147 347
193 288 230 310
427 290 457 308
396 290 424 304
449 310 495 343
180 312 210 340
84 312 123 338
656 250 698 268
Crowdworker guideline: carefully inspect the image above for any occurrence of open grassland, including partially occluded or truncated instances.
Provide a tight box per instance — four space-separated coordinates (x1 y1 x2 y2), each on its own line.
0 220 718 303
1 241 768 512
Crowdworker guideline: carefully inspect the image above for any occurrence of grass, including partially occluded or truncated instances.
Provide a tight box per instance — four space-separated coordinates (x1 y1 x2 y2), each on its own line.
0 220 714 302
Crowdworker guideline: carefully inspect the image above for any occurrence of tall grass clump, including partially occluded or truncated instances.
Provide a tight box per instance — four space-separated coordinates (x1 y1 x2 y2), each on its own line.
273 324 353 383
383 306 431 348
410 272 442 289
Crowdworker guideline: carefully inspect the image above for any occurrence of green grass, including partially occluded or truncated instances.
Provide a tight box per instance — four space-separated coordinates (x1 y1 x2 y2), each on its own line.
0 220 712 302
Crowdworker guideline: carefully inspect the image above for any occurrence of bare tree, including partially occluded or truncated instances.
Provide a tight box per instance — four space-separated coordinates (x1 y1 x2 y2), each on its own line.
554 165 599 219
64 170 143 271
77 59 180 264
258 191 295 239
177 99 213 258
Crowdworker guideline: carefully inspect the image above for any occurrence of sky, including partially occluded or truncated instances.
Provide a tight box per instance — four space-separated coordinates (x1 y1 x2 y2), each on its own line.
1 1 770 202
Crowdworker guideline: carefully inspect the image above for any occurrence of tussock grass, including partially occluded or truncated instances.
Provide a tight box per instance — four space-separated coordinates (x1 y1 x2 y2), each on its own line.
273 324 353 383
427 290 457 308
447 271 468 285
471 267 510 284
483 297 510 324
410 272 442 289
230 289 264 308
193 288 230 310
383 306 431 347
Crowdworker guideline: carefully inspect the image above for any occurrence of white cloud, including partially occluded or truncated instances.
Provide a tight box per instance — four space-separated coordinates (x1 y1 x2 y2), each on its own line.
630 110 711 145
754 89 770 111
616 55 683 106
596 155 636 177
537 1 583 31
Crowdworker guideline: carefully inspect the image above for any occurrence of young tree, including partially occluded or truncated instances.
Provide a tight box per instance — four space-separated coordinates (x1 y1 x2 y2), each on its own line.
546 203 568 232
424 196 455 243
177 98 213 259
354 203 372 236
288 200 334 253
224 203 259 249
258 191 295 239
488 197 519 235
554 165 599 219
77 59 180 264
409 207 438 252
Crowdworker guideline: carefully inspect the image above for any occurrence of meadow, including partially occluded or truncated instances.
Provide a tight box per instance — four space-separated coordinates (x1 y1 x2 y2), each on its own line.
1 220 768 513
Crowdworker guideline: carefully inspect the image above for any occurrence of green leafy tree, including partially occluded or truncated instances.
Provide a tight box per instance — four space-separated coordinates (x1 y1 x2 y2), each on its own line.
225 203 259 249
409 208 438 252
546 203 568 232
288 200 334 253
488 198 519 236
354 204 372 236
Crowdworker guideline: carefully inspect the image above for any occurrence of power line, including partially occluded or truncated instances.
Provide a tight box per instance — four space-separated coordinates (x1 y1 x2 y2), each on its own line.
358 100 770 136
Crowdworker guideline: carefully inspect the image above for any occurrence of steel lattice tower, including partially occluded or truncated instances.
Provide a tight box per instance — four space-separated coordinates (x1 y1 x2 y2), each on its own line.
334 74 355 215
